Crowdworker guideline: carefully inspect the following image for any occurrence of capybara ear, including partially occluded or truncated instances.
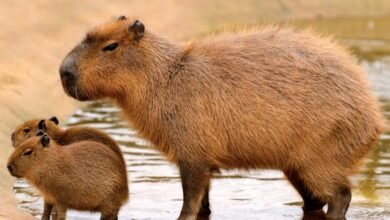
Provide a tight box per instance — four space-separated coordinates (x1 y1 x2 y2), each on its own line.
40 134 50 148
36 130 44 136
49 116 59 125
129 20 144 40
38 120 46 131
118 15 126 20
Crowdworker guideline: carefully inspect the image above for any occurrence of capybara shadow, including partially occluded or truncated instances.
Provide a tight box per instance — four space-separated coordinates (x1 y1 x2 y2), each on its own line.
59 16 386 219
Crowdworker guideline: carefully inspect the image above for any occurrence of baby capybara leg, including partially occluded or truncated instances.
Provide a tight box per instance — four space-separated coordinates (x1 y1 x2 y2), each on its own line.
197 185 211 220
178 161 211 220
284 169 326 212
326 185 351 220
41 202 53 220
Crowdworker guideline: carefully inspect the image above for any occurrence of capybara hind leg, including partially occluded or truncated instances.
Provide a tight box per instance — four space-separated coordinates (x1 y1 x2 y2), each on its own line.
284 169 326 212
302 210 326 220
41 202 53 220
326 186 351 220
197 185 211 220
178 161 211 220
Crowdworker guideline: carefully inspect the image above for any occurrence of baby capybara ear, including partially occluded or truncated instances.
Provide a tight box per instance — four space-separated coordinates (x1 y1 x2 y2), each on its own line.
38 120 46 131
49 116 59 125
129 20 144 40
40 134 50 148
118 15 126 20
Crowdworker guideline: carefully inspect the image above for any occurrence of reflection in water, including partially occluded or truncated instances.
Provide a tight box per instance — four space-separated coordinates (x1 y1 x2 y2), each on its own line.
13 62 390 219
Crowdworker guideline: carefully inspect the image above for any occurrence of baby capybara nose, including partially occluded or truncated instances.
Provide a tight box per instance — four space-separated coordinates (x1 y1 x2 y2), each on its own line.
7 163 13 174
11 132 15 142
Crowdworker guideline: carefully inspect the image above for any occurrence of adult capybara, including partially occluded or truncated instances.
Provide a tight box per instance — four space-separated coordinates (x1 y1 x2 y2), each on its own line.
59 16 386 219
7 133 128 220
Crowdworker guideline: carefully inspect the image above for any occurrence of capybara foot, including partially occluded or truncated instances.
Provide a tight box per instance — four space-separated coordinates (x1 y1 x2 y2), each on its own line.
303 197 326 213
178 214 197 220
197 187 211 220
100 214 118 220
302 209 326 220
326 186 351 219
197 209 211 220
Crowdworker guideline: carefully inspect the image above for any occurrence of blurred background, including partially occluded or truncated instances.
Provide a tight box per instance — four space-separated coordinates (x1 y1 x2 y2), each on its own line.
0 0 389 219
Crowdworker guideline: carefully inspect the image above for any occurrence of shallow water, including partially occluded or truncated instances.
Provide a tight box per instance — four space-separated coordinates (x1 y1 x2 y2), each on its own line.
13 25 390 220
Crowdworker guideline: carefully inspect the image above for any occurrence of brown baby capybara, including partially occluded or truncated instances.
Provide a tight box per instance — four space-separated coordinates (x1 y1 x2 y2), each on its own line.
59 16 386 219
11 116 124 162
11 117 127 219
7 133 129 220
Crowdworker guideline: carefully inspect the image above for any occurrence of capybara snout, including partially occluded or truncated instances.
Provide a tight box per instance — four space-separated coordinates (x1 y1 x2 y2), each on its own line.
59 17 147 102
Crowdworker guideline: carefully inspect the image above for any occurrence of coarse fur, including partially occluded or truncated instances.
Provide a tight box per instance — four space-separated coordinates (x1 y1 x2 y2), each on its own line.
11 118 128 219
7 135 128 220
11 117 125 165
59 17 386 219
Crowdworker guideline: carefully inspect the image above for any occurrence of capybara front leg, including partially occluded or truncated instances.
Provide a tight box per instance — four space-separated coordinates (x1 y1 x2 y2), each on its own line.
100 213 118 220
284 169 326 212
197 185 211 220
53 205 67 220
178 161 211 220
326 186 351 220
100 206 119 220
41 202 53 220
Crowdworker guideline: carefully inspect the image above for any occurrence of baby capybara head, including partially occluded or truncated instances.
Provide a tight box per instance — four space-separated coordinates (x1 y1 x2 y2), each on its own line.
11 117 59 147
59 16 148 101
7 134 52 178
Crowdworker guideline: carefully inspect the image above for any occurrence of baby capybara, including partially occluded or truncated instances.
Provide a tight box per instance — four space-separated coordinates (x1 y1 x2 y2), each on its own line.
11 117 127 219
7 134 128 220
59 16 386 219
11 116 124 162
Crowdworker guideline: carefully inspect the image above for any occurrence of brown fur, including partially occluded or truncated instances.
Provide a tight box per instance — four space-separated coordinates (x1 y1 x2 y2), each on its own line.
11 118 125 165
7 135 128 220
59 17 386 219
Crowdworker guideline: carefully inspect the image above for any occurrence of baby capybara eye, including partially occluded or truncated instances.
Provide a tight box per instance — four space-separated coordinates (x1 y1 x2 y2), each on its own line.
103 43 118 52
23 128 30 134
22 149 33 156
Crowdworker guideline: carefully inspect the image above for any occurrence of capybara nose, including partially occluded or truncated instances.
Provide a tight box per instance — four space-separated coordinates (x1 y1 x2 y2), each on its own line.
11 132 15 142
59 56 77 83
7 163 13 174
60 70 75 82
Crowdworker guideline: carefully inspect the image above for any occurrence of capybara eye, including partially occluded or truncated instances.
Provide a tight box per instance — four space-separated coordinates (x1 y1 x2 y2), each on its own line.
22 149 33 156
23 128 30 134
103 43 118 52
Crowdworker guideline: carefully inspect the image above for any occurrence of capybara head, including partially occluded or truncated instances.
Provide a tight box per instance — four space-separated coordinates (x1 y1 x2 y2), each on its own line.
12 117 59 147
59 16 149 101
7 134 51 178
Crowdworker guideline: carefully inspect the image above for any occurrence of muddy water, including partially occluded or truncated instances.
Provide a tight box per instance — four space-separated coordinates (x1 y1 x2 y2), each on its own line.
13 29 390 220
